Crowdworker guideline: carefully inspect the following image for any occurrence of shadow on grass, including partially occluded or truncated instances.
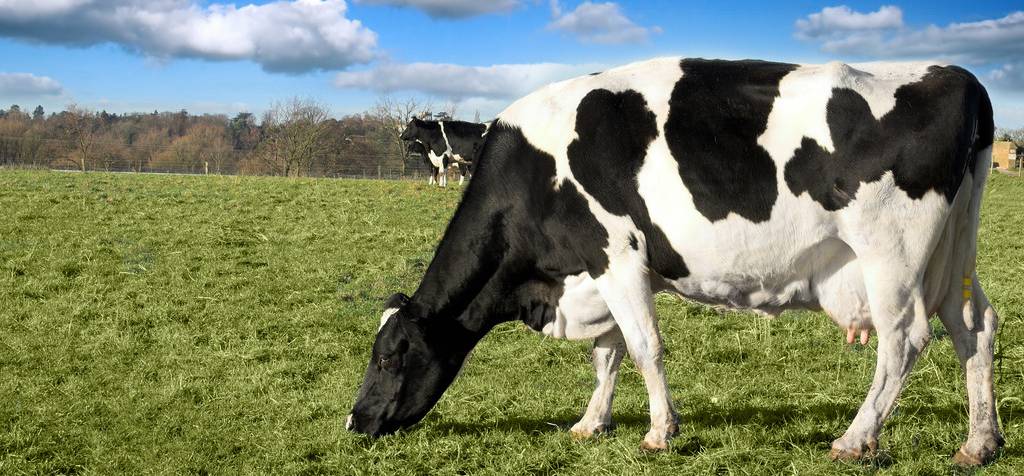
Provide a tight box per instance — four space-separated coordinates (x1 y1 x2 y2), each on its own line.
423 400 861 437
415 400 1019 465
426 411 650 436
680 400 858 429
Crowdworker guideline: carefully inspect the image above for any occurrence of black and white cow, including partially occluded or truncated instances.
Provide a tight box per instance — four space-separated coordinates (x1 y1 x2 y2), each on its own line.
350 58 1002 466
401 120 451 186
400 118 488 186
406 139 449 186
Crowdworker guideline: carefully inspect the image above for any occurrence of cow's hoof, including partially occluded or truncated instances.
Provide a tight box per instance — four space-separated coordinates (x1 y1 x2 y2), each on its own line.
569 421 611 440
953 448 992 467
953 438 1003 467
829 438 878 462
640 436 669 453
639 424 677 453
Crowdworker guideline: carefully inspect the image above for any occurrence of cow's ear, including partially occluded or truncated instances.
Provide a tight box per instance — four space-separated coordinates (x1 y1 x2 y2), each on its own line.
384 292 411 310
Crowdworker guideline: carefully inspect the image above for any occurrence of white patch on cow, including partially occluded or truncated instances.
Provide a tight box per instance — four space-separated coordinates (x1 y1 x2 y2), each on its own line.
759 64 838 157
379 307 400 331
844 61 934 119
439 121 452 155
535 272 616 340
416 139 447 170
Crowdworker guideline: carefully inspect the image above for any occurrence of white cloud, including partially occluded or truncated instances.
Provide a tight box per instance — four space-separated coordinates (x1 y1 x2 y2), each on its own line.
548 0 561 17
795 5 903 39
0 72 63 96
355 0 520 18
0 0 378 73
795 6 1024 65
796 6 1024 126
547 1 655 44
989 62 1024 90
333 61 603 99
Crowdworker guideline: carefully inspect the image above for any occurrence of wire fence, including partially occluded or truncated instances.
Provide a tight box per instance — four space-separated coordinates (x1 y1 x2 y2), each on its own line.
0 134 446 181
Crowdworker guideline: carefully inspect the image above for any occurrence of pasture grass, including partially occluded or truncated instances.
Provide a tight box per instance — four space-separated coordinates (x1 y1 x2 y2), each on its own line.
0 169 1022 475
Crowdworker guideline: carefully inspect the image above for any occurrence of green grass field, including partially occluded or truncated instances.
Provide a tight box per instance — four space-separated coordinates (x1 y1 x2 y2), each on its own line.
1 170 1021 475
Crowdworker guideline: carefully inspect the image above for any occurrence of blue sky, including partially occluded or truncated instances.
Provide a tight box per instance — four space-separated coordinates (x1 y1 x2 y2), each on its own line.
0 1 1022 126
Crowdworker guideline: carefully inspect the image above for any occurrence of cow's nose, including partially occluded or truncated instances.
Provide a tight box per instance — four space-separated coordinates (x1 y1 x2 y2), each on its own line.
346 414 355 431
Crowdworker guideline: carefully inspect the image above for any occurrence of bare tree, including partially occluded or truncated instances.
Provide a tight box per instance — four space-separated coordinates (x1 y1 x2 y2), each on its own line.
441 101 458 120
996 127 1024 145
257 98 331 177
61 104 97 172
372 96 432 174
129 129 169 172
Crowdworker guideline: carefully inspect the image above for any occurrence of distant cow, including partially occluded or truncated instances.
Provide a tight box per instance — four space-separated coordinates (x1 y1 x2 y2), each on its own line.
401 118 488 186
406 139 449 186
351 58 1002 466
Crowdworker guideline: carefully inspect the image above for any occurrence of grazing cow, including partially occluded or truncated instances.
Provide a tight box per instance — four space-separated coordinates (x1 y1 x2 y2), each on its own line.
350 58 1002 466
401 118 488 186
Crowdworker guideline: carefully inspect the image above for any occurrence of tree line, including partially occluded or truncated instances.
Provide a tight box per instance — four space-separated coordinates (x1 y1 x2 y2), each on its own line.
996 128 1024 146
0 97 455 177
2 99 1017 177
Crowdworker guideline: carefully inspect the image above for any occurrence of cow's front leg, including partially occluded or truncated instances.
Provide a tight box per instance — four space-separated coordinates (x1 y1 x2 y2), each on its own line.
571 328 625 439
594 245 677 451
831 271 931 461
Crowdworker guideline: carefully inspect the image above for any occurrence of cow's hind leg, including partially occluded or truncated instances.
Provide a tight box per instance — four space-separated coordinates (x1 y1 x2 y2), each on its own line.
938 277 1004 466
594 243 677 451
571 328 625 439
831 260 932 461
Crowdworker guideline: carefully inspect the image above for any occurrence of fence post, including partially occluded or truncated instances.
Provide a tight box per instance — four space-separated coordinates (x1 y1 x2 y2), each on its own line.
377 165 381 179
204 161 209 175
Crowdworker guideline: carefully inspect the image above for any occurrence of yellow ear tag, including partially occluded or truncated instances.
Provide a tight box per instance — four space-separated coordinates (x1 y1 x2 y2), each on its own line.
962 277 972 300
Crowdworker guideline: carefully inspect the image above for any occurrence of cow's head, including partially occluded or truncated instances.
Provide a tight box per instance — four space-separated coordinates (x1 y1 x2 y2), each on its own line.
399 118 426 141
347 293 469 437
400 118 447 155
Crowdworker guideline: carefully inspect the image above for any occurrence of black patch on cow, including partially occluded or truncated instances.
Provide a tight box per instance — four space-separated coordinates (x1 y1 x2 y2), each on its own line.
975 80 994 161
665 59 798 223
542 180 611 277
628 233 638 251
515 278 563 332
408 122 612 329
567 89 689 280
785 66 992 210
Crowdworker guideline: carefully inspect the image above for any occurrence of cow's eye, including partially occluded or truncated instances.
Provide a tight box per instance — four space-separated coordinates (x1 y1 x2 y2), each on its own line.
379 357 400 371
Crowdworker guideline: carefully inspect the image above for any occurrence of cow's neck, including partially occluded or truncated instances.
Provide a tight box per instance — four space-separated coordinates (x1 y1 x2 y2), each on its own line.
406 123 567 344
407 178 514 337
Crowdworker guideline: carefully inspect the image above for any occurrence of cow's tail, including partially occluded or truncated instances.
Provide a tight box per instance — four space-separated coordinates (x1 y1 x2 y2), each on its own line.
951 80 994 331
